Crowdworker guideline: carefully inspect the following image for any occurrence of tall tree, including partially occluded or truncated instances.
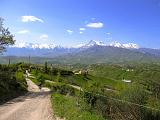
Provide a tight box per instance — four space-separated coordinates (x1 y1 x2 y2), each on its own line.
0 18 15 53
44 61 48 73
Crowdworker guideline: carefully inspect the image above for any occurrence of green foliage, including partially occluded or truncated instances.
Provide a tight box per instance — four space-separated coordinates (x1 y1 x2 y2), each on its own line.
44 61 48 73
51 93 105 120
0 64 27 103
37 73 45 85
0 17 15 53
51 67 59 75
146 97 160 110
119 85 149 104
60 70 74 76
15 71 27 89
49 82 76 96
29 77 40 85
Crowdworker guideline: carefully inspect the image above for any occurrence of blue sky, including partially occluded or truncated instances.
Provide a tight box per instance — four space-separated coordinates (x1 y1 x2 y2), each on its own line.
1 0 160 48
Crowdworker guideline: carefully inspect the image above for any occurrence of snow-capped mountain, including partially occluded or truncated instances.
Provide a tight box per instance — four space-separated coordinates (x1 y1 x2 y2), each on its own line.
11 40 107 49
109 41 139 49
3 40 160 64
82 40 106 47
66 40 106 48
4 40 141 57
10 40 139 49
77 40 139 49
11 42 57 49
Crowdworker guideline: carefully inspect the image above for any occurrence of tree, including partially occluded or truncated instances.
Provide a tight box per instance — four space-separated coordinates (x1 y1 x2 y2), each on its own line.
44 61 48 73
37 73 45 88
0 18 15 53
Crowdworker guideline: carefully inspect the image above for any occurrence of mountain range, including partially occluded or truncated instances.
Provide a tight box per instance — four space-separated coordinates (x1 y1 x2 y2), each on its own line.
2 40 160 64
5 40 140 56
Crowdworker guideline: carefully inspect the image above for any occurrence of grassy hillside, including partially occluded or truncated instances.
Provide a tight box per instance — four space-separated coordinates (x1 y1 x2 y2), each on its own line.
28 63 160 120
51 93 105 120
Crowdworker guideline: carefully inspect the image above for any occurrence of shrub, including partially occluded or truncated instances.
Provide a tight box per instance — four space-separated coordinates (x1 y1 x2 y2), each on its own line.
51 83 75 96
0 65 27 103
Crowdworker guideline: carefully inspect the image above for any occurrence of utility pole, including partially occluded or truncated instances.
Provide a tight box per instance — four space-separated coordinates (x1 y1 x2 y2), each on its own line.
51 64 53 81
29 55 30 65
8 58 10 66
29 56 31 72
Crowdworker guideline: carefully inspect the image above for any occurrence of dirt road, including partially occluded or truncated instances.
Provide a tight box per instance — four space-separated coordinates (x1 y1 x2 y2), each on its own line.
0 78 54 120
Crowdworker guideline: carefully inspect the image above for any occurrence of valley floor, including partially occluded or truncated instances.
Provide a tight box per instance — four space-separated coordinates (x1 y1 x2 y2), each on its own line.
0 78 54 120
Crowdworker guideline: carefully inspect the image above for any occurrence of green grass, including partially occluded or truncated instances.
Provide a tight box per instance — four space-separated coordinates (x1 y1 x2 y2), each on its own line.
31 70 58 81
51 93 105 120
31 69 87 87
29 77 40 85
15 71 28 89
29 64 160 119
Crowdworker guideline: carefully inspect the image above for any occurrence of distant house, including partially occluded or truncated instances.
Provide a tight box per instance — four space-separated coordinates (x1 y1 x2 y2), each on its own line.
126 69 134 72
73 70 81 75
126 69 130 72
73 70 88 75
122 79 132 83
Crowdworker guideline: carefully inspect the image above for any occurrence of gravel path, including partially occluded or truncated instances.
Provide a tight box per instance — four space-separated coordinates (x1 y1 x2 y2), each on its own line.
0 78 54 120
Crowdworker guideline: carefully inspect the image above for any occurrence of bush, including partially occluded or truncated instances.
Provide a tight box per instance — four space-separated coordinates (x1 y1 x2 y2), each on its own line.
0 66 27 103
51 83 75 96
60 70 74 76
119 85 149 104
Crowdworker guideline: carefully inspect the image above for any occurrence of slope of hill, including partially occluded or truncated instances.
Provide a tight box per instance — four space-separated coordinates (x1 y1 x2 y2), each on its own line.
51 45 160 64
138 48 160 57
5 47 78 57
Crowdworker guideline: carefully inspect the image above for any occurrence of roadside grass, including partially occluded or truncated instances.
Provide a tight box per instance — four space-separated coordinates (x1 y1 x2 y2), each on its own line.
31 70 57 81
51 93 105 120
16 71 28 89
29 77 40 86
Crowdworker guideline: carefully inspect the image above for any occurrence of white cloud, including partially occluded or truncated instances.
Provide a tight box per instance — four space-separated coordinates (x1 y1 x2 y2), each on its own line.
79 28 86 31
86 22 103 28
106 32 111 35
66 30 73 35
40 34 48 40
21 16 43 23
17 30 29 34
79 31 83 34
